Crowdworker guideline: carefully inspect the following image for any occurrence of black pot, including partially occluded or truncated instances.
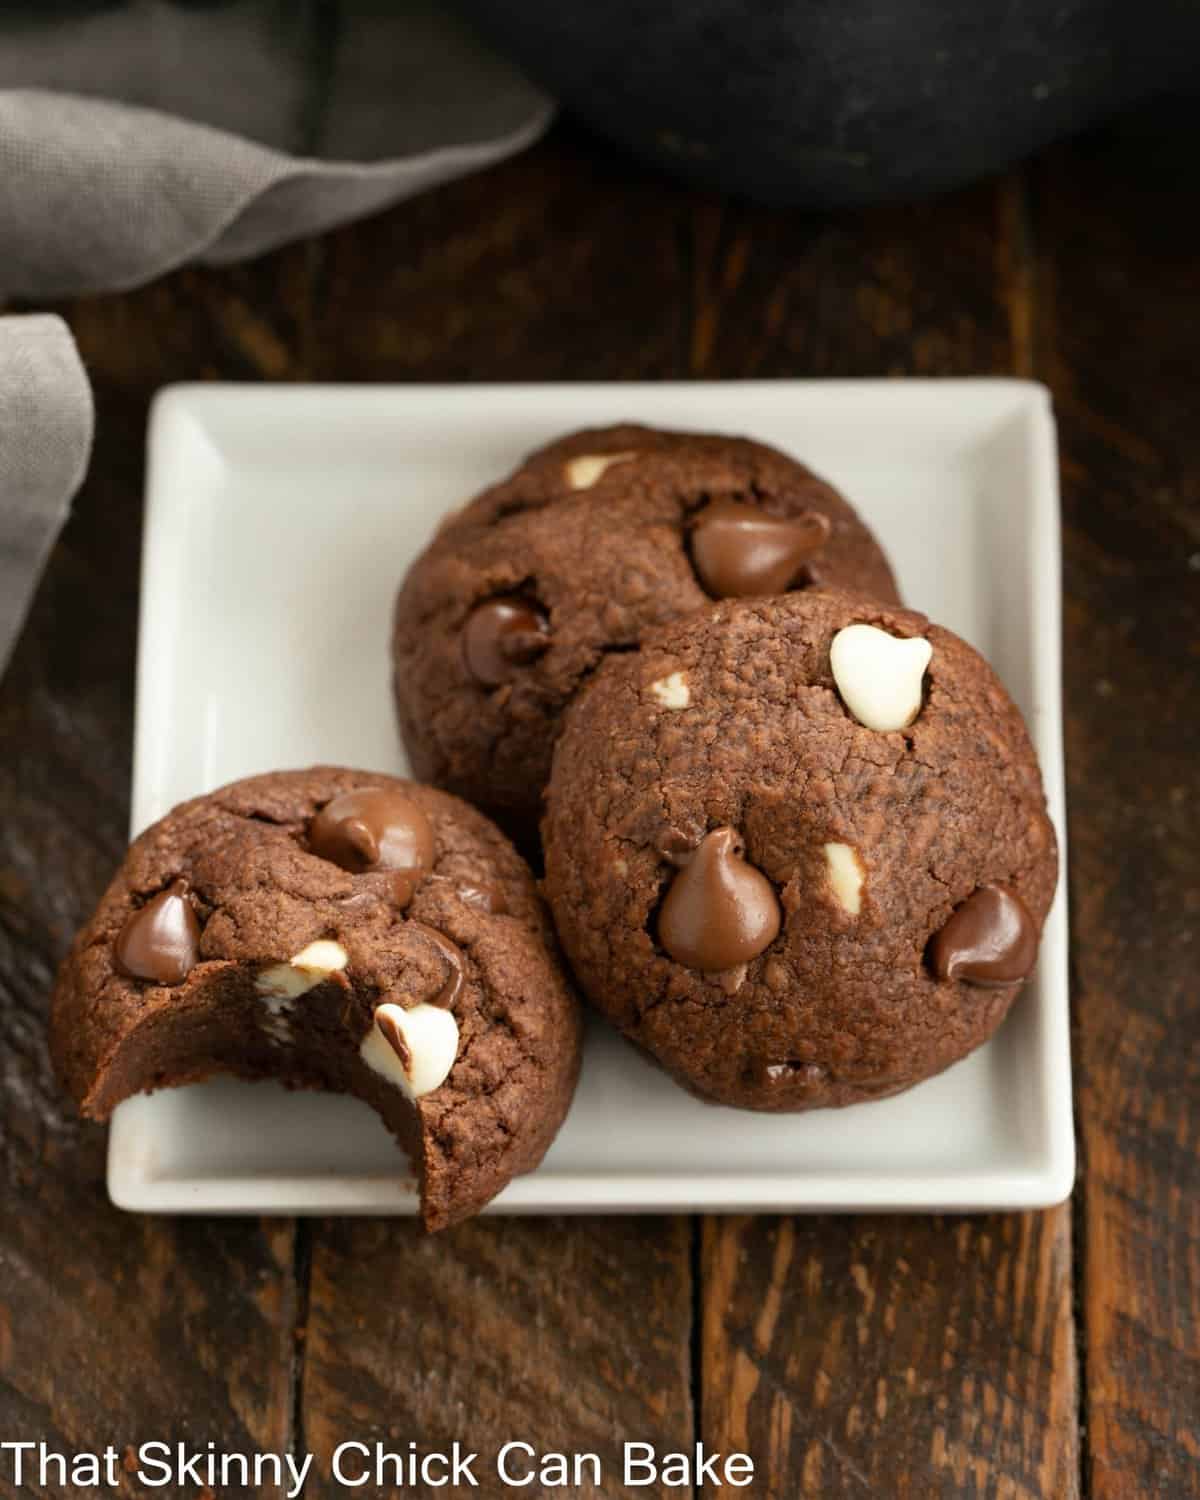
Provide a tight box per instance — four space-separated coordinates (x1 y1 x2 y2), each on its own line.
453 0 1200 205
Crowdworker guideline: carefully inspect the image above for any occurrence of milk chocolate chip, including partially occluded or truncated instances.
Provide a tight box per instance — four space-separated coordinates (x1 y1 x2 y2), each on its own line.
407 921 466 1009
657 827 781 972
463 596 550 687
310 788 434 907
376 1008 412 1071
114 880 201 984
690 498 830 598
928 884 1038 986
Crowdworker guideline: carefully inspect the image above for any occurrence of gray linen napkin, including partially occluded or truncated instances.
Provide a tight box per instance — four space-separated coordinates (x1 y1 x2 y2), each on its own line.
0 316 94 676
0 0 553 298
0 1 551 675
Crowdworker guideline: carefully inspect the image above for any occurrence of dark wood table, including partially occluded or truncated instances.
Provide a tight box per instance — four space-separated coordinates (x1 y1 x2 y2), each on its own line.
1 120 1196 1499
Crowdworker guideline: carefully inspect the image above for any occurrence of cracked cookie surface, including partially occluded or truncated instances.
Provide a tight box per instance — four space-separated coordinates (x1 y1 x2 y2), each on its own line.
542 591 1057 1111
51 767 583 1228
392 424 900 836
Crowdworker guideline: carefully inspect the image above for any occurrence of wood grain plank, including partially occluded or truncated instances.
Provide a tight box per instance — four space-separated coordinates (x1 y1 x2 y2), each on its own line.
0 264 314 1498
304 129 691 383
677 177 1020 380
686 162 1081 1498
300 1217 692 1498
1033 121 1200 1499
704 1212 1076 1498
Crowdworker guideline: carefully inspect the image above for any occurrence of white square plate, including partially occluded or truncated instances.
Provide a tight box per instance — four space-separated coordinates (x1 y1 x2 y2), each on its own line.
110 380 1073 1215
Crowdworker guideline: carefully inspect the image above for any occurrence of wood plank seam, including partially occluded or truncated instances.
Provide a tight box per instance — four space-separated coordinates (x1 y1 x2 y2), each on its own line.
290 1219 313 1495
691 1214 703 1500
1022 154 1090 1500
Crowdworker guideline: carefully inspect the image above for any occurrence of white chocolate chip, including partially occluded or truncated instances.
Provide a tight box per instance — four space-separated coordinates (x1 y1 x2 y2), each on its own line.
824 842 865 916
255 939 349 1000
649 671 690 709
259 1002 294 1045
361 1001 459 1100
830 623 932 732
253 941 348 1044
563 451 635 490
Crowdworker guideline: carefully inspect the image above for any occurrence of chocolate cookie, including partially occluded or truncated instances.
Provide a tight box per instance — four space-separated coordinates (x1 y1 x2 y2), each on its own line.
51 768 582 1229
393 424 900 834
542 591 1057 1111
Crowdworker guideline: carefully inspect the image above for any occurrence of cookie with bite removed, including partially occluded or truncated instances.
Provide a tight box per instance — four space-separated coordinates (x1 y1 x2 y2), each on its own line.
51 767 582 1229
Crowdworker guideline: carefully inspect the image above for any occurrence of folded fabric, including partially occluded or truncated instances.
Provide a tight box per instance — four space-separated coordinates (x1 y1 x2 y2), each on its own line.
0 316 94 676
0 2 552 678
0 0 553 298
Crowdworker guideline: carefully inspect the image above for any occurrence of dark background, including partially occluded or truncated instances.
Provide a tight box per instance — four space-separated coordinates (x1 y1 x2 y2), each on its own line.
0 110 1197 1497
